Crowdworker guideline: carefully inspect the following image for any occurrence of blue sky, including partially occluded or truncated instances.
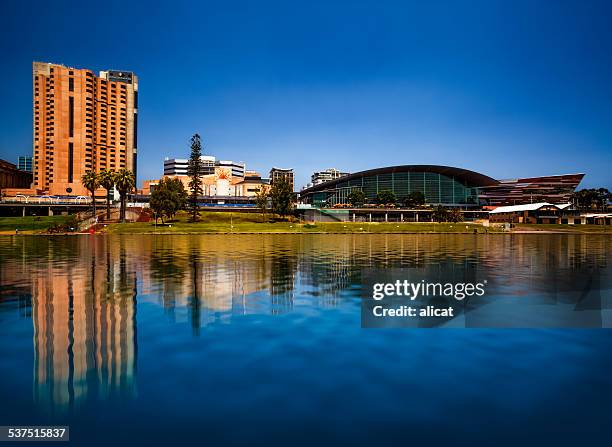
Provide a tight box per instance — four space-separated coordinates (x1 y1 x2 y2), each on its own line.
1 0 611 189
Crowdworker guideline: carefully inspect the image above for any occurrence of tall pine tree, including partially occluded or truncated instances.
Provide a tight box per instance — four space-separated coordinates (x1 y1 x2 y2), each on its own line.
187 133 204 221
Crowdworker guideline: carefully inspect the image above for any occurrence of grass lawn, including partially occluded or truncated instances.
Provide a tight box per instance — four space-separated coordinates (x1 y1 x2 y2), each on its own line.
103 211 494 234
0 215 73 233
513 223 612 234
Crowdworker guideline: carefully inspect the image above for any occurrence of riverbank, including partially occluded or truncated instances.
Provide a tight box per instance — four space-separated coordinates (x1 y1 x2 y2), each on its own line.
1 212 610 235
0 215 75 234
97 211 493 233
102 221 496 234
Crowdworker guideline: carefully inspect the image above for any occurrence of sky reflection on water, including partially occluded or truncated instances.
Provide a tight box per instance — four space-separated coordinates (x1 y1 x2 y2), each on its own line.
0 234 611 446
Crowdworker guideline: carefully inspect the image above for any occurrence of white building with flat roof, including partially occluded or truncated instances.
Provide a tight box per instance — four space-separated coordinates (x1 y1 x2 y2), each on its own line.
164 156 216 176
163 155 245 177
311 168 349 186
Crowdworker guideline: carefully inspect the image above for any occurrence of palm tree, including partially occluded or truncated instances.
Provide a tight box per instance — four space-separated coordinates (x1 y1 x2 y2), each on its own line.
98 169 115 220
81 171 99 216
114 168 135 222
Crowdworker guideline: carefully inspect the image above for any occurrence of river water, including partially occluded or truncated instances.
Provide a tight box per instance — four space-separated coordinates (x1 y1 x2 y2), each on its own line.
0 234 611 446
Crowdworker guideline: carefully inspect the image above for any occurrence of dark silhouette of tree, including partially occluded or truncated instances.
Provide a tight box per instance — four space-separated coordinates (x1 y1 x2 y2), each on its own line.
448 208 463 223
150 177 187 223
433 205 449 222
98 169 115 220
270 178 294 217
347 189 366 207
376 190 396 206
404 191 425 207
187 134 204 222
571 188 611 210
114 169 135 222
81 171 99 216
255 187 269 222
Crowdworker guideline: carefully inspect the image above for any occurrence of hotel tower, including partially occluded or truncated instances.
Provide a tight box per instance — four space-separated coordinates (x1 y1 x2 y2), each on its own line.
33 62 138 196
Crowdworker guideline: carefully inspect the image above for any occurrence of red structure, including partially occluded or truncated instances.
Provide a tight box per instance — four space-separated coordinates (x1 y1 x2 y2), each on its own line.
479 173 584 206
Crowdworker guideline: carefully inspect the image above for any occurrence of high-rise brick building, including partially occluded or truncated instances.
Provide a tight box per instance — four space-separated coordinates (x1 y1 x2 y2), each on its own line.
269 167 294 192
33 62 138 196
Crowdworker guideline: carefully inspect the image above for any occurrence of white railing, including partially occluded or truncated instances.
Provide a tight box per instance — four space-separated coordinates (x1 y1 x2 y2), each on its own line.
2 195 94 205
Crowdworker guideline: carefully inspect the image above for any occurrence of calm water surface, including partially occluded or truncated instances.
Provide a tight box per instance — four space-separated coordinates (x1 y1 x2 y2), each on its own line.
0 234 611 446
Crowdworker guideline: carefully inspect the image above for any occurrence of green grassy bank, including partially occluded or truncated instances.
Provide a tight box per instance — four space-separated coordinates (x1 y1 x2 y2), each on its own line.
103 211 493 234
0 215 74 233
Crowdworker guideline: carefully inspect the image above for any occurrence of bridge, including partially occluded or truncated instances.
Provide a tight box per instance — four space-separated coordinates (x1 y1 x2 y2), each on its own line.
0 196 97 216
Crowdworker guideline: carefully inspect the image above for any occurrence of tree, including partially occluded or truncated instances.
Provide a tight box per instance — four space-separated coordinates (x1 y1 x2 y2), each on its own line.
187 133 204 221
448 208 464 223
432 205 449 223
81 171 99 216
270 177 294 217
255 186 269 222
404 191 425 208
347 189 366 207
571 188 610 210
114 168 135 223
595 188 611 210
376 190 396 206
150 177 187 223
98 169 115 220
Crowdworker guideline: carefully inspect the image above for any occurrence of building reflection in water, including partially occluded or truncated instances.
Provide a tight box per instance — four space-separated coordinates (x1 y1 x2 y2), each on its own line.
28 237 138 414
0 233 608 411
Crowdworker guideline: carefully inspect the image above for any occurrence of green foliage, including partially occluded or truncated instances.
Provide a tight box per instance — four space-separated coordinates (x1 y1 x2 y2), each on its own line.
98 169 116 219
572 188 610 210
255 187 269 222
114 168 135 222
404 191 425 207
270 178 294 217
432 205 449 223
376 189 396 206
187 133 204 221
47 215 79 233
447 208 464 223
347 189 366 207
98 169 115 190
150 177 187 223
81 170 99 216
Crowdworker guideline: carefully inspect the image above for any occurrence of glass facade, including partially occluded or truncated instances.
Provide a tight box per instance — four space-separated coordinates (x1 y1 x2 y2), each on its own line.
309 170 480 207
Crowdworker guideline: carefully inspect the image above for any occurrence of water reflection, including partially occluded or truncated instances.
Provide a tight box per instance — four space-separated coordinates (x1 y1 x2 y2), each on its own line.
0 234 610 413
1 237 138 414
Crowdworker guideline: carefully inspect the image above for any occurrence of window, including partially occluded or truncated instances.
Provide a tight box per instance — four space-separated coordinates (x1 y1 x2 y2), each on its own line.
69 77 74 92
133 112 137 148
68 143 73 183
69 97 74 137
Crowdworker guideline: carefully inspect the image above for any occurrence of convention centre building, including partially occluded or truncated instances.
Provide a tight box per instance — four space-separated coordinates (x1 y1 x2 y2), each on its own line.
299 165 584 208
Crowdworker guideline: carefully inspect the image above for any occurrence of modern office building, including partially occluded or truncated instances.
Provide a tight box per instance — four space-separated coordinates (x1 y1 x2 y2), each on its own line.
33 62 138 196
311 168 349 186
269 167 294 192
217 160 245 178
18 156 33 173
163 156 245 177
299 165 584 208
163 156 216 176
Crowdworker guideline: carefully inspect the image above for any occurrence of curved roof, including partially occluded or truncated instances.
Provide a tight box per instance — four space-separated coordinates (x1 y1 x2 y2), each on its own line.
301 165 499 193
